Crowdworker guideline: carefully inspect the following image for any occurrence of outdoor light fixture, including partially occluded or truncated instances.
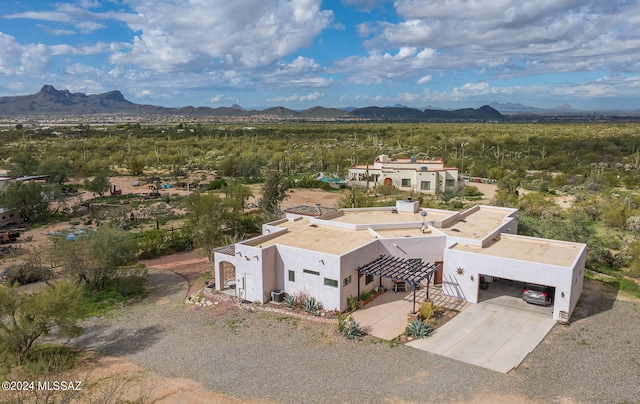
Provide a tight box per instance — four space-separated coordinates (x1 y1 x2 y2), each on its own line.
319 259 325 265
253 255 259 260
236 252 242 256
561 292 565 298
470 275 474 281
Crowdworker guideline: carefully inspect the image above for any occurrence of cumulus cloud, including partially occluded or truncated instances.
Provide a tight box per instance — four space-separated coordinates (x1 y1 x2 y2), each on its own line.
210 94 240 104
267 91 324 103
111 0 333 72
366 0 640 78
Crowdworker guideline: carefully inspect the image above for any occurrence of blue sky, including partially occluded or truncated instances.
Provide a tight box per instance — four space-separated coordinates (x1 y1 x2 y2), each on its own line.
1 0 640 110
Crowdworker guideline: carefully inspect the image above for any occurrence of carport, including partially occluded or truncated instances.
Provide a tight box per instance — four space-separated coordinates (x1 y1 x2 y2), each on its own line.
357 255 439 313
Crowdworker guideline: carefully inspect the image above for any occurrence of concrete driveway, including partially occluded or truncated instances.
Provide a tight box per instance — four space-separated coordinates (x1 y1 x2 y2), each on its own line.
407 280 556 373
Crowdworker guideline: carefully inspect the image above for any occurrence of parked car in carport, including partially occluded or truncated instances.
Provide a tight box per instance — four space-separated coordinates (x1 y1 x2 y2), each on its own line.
522 283 554 306
0 264 52 285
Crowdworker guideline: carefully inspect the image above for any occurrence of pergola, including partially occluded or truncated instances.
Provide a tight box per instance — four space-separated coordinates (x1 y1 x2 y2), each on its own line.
357 255 440 313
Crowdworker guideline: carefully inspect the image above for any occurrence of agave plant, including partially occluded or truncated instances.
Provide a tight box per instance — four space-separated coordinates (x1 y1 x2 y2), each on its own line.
345 318 362 340
407 318 432 339
283 294 295 309
304 297 320 316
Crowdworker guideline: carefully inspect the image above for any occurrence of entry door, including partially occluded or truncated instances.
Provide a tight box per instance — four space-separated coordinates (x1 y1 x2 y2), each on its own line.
244 274 254 300
434 261 443 285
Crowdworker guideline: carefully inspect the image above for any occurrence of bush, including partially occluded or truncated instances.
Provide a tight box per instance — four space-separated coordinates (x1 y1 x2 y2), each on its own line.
137 229 193 259
419 302 435 322
347 295 358 312
461 185 483 197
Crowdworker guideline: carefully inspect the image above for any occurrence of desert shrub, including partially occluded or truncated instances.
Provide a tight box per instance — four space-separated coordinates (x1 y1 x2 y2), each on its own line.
461 185 483 197
419 302 435 322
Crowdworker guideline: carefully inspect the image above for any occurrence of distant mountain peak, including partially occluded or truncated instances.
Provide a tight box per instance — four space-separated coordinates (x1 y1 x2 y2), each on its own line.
554 103 574 111
39 84 71 98
230 103 245 111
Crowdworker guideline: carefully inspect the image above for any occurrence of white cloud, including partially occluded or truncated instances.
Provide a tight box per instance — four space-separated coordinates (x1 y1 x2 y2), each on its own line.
267 91 324 103
112 0 333 72
209 94 239 104
417 75 432 84
65 63 102 76
342 0 385 11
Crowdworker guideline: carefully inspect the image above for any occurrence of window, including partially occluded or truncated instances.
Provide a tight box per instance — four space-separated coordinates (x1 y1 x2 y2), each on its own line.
343 276 352 286
303 269 320 276
288 270 295 282
401 178 411 187
365 274 374 285
445 179 455 187
420 181 431 190
324 278 338 288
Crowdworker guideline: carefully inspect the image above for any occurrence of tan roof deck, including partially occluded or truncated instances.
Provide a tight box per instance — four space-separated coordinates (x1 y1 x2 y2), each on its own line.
440 206 513 240
373 227 441 238
330 209 452 225
254 219 376 255
452 235 583 267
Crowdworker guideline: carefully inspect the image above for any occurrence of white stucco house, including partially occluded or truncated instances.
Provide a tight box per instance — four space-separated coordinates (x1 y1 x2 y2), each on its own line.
213 200 585 322
348 154 458 194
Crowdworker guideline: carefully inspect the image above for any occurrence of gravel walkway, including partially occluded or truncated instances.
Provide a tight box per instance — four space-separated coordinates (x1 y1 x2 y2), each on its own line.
70 268 640 404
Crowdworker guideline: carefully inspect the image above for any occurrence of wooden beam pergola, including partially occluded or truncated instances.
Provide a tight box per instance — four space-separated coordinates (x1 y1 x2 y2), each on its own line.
357 255 440 313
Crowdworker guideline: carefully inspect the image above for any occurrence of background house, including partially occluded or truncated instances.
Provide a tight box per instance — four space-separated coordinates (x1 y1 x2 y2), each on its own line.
348 154 458 194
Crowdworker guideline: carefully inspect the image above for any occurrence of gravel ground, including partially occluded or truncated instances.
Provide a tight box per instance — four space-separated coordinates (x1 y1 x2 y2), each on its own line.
69 267 640 404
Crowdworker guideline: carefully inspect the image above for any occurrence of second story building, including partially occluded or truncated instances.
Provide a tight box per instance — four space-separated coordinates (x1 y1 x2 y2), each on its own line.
348 154 458 194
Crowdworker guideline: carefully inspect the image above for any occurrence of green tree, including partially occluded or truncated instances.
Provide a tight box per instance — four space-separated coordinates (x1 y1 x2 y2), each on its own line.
49 226 138 291
518 192 560 218
260 171 289 218
39 159 71 184
126 156 146 176
9 147 39 177
183 193 230 260
0 281 84 365
493 177 520 207
336 186 375 208
84 172 111 197
0 181 51 222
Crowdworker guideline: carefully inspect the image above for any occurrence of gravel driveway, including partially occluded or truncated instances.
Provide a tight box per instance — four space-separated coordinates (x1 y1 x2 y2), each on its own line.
71 268 640 404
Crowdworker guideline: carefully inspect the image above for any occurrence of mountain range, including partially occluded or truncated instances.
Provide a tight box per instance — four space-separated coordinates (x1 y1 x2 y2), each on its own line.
2 85 637 121
0 85 505 121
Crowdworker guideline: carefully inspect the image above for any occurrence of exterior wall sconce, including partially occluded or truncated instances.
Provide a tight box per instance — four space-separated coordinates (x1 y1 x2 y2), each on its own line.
245 256 250 260
319 259 324 265
470 275 474 281
561 292 565 298
253 255 259 260
236 252 242 256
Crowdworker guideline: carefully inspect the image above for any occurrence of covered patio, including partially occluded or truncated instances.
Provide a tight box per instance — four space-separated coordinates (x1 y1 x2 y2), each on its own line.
357 255 440 314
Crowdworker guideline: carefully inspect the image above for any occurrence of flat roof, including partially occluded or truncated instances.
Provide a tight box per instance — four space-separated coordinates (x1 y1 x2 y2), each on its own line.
451 235 582 267
373 227 440 238
440 206 513 240
256 219 376 255
330 209 452 225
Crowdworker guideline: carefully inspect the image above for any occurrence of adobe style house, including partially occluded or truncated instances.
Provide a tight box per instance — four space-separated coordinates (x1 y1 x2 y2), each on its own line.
348 154 458 194
213 199 585 322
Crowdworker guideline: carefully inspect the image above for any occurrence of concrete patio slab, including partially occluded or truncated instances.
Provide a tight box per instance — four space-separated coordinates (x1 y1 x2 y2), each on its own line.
352 285 467 341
